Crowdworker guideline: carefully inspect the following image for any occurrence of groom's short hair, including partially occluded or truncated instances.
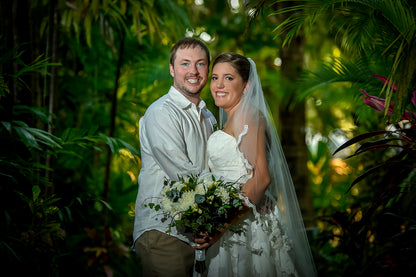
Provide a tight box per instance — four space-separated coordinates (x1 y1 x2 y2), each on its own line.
170 37 210 67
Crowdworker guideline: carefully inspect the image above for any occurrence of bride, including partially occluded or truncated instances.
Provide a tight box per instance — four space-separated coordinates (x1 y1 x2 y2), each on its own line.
195 52 316 277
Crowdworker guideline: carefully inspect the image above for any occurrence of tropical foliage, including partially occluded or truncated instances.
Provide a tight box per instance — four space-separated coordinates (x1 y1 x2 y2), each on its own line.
252 0 416 275
1 0 188 275
1 0 415 276
257 0 416 123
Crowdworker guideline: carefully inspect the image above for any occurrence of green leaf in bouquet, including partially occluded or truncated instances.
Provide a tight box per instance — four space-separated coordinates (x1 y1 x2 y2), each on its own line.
218 206 228 215
166 189 181 202
175 219 184 230
196 216 205 225
195 194 205 204
185 174 198 189
146 203 161 211
207 187 215 194
233 198 242 207
205 223 212 233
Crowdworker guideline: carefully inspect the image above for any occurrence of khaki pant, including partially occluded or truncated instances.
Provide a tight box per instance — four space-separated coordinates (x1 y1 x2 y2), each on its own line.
135 230 195 277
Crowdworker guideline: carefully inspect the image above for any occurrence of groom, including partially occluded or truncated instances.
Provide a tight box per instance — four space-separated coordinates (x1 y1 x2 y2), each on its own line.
133 37 216 276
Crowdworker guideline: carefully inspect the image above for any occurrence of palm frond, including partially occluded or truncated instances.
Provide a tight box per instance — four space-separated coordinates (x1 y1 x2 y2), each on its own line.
130 0 191 44
259 0 416 123
295 56 379 100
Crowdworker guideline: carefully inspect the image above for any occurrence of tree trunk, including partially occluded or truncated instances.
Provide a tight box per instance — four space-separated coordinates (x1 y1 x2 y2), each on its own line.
276 1 316 227
0 1 15 120
45 0 59 195
103 29 126 205
1 0 32 111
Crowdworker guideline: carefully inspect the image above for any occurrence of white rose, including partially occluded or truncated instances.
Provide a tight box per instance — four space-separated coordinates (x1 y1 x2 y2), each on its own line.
195 184 206 195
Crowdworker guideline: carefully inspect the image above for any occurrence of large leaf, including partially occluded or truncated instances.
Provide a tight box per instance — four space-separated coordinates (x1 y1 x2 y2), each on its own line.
347 138 403 158
346 160 405 192
333 130 387 155
14 126 40 150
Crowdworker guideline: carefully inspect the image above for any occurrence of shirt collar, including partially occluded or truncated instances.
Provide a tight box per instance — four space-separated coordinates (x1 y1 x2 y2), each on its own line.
168 86 207 110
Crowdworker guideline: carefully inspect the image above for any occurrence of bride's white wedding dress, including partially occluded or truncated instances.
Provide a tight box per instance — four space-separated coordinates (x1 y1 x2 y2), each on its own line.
205 126 298 277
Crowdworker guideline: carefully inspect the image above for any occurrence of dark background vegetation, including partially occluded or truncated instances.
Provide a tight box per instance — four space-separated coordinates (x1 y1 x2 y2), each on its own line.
1 0 415 276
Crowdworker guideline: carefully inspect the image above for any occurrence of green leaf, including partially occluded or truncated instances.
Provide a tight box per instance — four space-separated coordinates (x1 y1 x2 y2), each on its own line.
1 121 11 132
32 185 41 202
347 160 404 192
84 14 92 48
166 189 180 202
98 199 113 211
205 223 212 233
117 139 140 155
345 138 403 158
195 194 205 204
13 105 50 124
233 198 242 207
14 126 40 149
27 127 62 148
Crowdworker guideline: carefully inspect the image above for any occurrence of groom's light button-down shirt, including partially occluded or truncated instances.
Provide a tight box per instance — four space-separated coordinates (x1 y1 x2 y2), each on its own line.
133 86 216 246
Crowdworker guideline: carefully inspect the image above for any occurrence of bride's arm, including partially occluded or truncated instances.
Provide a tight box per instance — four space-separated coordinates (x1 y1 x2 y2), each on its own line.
240 121 271 205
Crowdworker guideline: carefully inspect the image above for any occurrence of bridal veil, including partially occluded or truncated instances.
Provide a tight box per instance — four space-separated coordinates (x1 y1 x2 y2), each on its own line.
218 57 317 277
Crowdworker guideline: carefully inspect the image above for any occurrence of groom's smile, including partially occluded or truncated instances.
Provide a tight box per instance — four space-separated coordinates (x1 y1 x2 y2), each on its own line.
187 77 200 84
186 75 202 86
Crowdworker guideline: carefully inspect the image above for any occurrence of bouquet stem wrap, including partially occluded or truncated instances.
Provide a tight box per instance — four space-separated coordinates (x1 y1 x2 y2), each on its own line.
194 248 206 273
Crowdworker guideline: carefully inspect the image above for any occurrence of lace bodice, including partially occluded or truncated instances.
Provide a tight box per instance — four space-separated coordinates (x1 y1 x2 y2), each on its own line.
207 125 252 184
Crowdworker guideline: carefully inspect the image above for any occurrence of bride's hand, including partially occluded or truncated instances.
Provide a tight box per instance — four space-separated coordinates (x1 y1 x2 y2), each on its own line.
193 229 226 250
193 232 210 249
193 204 251 250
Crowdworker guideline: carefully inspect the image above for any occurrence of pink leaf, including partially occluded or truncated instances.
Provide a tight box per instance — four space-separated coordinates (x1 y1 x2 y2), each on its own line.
371 74 397 90
361 89 386 112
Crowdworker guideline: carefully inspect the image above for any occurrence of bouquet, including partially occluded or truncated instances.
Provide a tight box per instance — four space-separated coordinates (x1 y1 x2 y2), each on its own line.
146 174 244 273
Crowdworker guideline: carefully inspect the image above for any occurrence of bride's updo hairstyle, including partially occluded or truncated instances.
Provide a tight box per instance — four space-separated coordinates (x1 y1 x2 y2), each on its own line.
212 52 250 83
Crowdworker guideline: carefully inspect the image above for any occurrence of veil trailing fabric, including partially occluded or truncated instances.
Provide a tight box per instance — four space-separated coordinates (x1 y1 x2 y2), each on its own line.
219 58 316 277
